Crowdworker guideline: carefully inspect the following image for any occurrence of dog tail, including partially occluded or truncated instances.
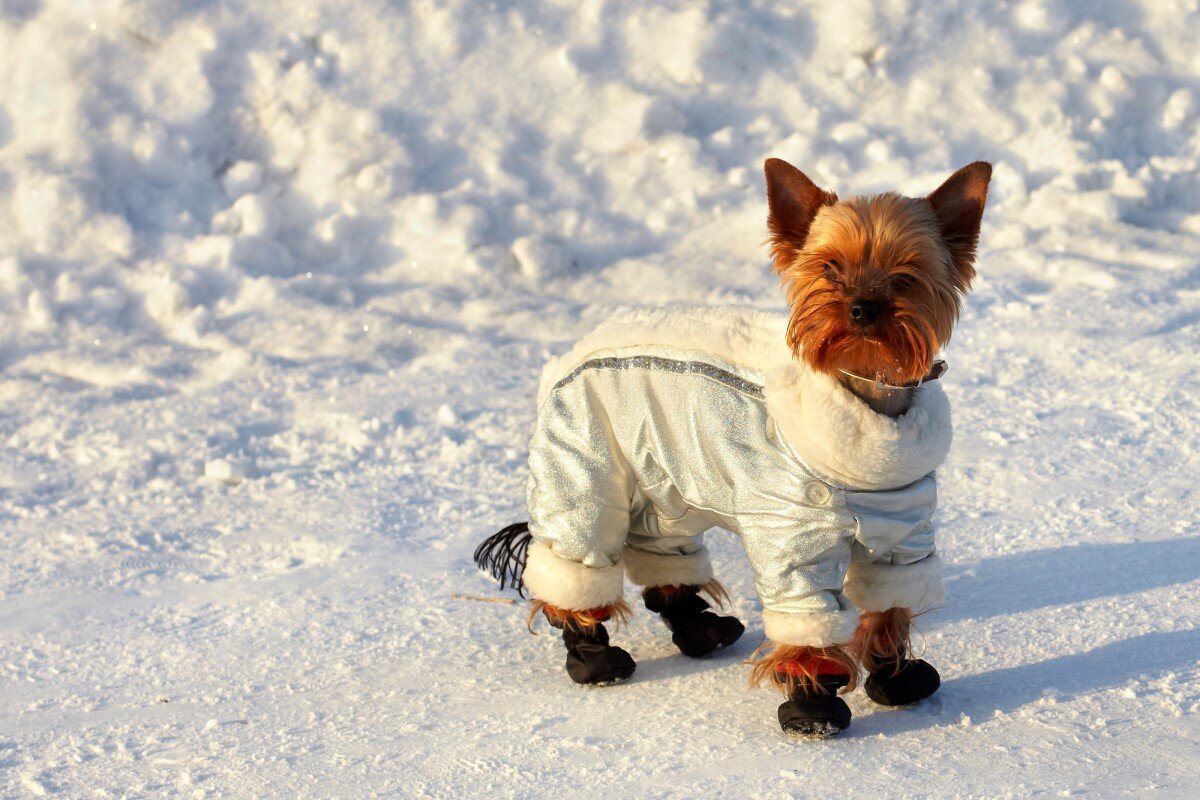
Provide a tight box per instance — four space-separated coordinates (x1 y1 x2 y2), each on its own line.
473 522 533 597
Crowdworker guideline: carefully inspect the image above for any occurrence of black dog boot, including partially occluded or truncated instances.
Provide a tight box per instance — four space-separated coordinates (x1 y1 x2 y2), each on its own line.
550 616 637 686
864 658 940 706
777 673 852 739
643 585 745 658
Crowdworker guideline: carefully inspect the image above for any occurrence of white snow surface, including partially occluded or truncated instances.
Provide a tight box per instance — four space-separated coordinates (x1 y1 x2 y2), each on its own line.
2 0 1200 797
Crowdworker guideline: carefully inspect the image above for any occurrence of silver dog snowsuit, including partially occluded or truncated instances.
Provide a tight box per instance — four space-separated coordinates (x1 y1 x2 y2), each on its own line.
521 307 950 647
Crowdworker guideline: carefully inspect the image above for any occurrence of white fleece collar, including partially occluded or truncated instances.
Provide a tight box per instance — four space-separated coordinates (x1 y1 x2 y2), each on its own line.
764 358 953 491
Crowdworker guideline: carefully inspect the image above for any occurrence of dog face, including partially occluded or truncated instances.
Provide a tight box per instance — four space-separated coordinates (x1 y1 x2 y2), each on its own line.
765 159 991 385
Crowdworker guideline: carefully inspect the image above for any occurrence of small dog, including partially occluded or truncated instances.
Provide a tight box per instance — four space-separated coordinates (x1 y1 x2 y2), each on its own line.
477 158 990 738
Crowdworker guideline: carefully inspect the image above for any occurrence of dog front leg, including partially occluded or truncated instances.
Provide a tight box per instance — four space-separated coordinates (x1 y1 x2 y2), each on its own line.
741 524 861 737
750 642 858 738
852 607 940 706
845 552 945 706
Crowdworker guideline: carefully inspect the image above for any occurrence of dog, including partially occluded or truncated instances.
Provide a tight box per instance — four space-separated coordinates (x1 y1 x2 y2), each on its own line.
476 158 990 738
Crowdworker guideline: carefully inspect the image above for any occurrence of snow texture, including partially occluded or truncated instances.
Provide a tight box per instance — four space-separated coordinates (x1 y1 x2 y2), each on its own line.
2 0 1200 797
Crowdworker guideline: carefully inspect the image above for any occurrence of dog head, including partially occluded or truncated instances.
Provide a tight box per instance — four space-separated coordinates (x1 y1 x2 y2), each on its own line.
765 159 991 385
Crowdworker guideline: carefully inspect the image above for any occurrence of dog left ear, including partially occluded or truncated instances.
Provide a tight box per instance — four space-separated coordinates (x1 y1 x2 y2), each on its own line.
764 159 837 269
927 162 992 287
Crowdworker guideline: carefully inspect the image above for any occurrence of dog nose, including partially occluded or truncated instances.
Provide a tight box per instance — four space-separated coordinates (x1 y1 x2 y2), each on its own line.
849 299 882 327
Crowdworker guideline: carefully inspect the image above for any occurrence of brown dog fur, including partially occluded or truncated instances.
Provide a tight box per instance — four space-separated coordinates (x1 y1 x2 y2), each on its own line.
767 159 990 386
530 598 633 632
532 578 732 633
852 607 916 676
749 642 860 696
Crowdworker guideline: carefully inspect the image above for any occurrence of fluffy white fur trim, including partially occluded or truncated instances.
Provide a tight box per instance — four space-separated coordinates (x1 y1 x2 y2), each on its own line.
765 361 952 490
762 607 860 648
522 542 625 610
624 546 713 588
843 554 945 613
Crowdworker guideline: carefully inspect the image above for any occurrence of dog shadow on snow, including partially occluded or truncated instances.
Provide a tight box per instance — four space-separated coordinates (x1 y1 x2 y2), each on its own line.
938 535 1200 624
851 535 1200 737
585 537 1200 733
852 626 1200 738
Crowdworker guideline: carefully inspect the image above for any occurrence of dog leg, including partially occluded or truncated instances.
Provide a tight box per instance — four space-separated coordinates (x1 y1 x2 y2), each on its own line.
539 602 636 686
853 607 940 706
642 581 744 658
750 643 857 738
624 540 743 657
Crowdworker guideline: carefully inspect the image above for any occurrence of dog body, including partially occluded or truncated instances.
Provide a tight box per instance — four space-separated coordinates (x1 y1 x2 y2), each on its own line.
477 159 991 737
523 305 948 648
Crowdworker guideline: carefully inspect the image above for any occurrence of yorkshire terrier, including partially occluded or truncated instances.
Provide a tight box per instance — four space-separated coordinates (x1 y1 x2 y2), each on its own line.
476 158 990 738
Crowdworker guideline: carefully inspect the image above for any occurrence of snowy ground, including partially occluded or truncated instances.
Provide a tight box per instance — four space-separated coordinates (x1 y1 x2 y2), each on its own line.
2 0 1200 797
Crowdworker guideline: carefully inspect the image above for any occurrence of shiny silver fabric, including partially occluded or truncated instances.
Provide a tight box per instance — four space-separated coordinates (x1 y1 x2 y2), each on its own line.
525 350 938 619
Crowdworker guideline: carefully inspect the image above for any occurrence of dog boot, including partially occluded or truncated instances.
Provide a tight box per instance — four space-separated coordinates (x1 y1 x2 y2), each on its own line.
553 618 637 686
864 657 940 706
777 672 852 739
643 585 745 658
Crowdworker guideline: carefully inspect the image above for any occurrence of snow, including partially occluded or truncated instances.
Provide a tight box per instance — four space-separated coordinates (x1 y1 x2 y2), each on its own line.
2 0 1199 797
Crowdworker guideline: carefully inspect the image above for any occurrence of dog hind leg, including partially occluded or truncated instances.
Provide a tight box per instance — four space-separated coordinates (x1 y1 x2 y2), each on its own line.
642 582 744 658
540 603 636 686
625 539 745 657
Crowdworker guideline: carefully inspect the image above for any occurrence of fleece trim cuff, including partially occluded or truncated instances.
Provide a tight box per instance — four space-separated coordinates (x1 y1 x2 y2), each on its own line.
762 606 860 648
843 553 945 613
522 542 625 611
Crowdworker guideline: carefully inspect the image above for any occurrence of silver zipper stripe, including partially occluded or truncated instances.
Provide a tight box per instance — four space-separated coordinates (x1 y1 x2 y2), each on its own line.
552 355 765 398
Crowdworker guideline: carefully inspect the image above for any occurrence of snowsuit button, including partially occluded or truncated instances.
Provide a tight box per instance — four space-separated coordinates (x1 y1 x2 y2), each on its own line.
805 483 831 505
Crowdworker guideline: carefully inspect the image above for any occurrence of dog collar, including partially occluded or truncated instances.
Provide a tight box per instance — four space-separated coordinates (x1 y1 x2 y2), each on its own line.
837 359 948 391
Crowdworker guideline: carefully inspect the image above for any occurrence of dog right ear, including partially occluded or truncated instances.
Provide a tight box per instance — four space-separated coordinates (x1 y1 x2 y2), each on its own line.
927 161 992 290
764 159 837 263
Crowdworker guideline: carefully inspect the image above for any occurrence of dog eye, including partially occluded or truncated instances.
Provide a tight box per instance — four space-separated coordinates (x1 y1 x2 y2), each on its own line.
822 261 841 280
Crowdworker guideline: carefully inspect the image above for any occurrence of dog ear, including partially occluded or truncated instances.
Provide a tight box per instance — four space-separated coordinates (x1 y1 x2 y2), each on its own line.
927 162 991 286
764 159 837 260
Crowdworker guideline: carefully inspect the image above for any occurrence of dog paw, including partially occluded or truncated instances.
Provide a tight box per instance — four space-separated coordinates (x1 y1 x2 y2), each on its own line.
777 695 851 739
864 659 940 706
